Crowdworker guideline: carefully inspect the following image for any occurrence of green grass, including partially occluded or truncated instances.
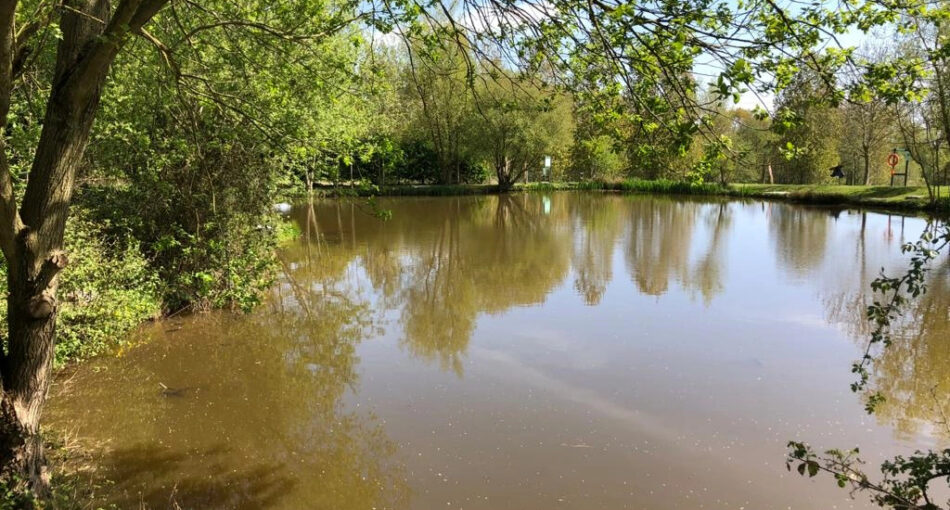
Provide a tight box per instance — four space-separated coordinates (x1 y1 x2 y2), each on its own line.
726 183 950 212
613 179 728 194
313 183 505 197
519 181 617 191
314 180 727 195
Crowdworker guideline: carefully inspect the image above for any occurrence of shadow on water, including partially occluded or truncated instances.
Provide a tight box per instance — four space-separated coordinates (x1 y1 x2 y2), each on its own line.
47 269 409 509
97 444 294 510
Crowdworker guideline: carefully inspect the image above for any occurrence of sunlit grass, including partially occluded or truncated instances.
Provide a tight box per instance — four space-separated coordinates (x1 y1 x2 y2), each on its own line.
729 183 950 211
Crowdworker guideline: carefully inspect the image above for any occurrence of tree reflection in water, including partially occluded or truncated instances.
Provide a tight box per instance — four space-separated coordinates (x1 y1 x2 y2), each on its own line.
47 237 408 509
769 205 829 278
822 212 950 441
869 259 950 440
47 195 949 509
570 194 623 305
299 194 738 374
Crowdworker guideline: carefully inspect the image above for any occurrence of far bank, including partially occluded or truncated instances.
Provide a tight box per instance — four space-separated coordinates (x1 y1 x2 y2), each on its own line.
310 181 950 213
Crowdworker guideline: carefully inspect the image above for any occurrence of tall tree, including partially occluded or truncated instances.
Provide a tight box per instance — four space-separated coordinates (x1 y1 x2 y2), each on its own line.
732 109 777 184
401 35 477 184
1 0 168 495
894 14 950 202
840 97 896 185
836 45 898 185
772 70 842 184
471 76 574 188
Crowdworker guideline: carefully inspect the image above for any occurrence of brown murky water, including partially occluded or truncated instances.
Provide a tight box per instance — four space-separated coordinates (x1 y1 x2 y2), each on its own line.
47 193 950 509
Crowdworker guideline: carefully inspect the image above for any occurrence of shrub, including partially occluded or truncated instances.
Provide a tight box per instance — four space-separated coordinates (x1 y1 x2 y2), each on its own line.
0 211 161 365
79 179 280 314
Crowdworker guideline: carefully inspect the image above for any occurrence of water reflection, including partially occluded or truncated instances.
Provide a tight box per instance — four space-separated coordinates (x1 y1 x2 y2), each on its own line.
819 213 950 440
690 202 732 304
866 259 950 440
47 268 407 509
297 196 949 447
295 195 572 375
296 197 949 390
570 194 623 305
769 205 830 277
47 194 949 510
296 195 742 373
624 197 700 296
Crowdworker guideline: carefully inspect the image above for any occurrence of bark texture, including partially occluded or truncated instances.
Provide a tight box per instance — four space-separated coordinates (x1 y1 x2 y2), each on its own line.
0 0 169 500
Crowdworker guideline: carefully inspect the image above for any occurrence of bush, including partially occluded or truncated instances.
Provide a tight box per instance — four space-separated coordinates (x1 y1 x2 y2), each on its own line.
79 169 281 314
0 211 162 366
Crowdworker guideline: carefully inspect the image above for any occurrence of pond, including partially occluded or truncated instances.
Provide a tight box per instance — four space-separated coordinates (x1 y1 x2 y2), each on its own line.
47 193 950 509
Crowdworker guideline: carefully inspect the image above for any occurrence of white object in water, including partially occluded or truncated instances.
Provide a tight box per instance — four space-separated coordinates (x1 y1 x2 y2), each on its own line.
273 202 292 214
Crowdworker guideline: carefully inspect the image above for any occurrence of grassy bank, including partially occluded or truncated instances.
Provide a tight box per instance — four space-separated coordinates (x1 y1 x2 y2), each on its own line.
314 181 950 212
726 183 950 212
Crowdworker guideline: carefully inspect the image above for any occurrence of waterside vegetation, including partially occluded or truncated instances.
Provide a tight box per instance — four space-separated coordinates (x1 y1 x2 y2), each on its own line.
315 181 950 212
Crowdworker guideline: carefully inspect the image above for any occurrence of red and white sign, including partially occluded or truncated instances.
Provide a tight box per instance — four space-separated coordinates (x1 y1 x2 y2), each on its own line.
887 153 899 168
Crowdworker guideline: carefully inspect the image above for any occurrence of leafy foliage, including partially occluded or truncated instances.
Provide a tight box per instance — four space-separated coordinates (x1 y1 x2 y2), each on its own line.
0 211 161 365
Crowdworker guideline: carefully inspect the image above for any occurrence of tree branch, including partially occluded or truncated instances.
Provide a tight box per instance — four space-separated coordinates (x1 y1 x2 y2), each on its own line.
0 1 24 263
32 251 67 295
63 0 170 103
135 27 179 74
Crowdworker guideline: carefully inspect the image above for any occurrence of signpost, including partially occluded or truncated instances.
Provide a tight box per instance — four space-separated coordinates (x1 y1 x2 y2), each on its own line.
542 156 552 214
888 149 909 187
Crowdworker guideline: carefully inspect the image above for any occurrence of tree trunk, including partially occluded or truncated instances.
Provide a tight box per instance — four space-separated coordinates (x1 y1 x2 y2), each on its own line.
497 172 512 190
0 0 171 498
2 60 104 510
496 157 514 191
0 274 60 499
862 150 871 186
